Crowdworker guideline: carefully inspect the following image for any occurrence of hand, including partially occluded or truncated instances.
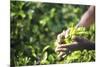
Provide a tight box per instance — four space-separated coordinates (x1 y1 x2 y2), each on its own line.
55 29 70 60
55 29 70 45
55 36 95 59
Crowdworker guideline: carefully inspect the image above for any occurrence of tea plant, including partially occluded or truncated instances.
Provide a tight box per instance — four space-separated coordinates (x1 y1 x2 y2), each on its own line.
57 25 95 63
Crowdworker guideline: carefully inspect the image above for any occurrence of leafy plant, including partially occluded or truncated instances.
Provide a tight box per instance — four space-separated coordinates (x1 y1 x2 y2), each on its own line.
10 1 94 66
57 25 95 63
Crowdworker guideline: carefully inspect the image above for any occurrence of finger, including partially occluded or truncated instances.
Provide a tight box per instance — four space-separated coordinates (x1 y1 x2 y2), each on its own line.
55 45 63 52
57 34 61 40
72 36 84 42
57 35 65 44
55 44 67 52
58 45 67 48
58 42 78 48
58 52 66 59
55 48 67 52
57 31 66 39
61 30 66 36
55 42 65 47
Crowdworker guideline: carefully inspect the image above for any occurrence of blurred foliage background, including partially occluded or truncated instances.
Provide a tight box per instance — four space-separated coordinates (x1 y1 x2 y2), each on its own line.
10 1 95 66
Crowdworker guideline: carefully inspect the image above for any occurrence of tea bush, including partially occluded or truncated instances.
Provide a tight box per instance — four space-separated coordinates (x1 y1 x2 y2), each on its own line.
10 1 95 66
56 25 95 63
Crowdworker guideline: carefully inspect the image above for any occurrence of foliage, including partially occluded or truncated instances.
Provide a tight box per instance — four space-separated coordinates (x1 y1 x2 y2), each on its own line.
57 25 95 63
10 1 95 66
65 26 95 44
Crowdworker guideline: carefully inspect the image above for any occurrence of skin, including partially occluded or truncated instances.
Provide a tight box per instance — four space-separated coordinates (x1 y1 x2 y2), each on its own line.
76 5 95 28
55 6 95 59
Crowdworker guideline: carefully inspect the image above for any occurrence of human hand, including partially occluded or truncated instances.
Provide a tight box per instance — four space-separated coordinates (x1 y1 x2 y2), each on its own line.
55 36 95 60
55 29 70 60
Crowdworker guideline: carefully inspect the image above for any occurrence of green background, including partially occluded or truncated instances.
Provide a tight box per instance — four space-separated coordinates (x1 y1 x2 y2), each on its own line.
10 1 95 66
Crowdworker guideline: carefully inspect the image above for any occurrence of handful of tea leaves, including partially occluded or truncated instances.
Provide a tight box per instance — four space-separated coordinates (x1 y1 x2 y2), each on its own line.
64 27 89 44
57 26 93 60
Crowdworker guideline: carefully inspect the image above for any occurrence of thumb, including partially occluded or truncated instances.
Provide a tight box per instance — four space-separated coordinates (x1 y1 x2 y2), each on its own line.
72 36 84 42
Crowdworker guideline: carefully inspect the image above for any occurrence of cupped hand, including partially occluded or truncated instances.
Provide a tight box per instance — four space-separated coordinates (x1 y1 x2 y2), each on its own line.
55 36 95 59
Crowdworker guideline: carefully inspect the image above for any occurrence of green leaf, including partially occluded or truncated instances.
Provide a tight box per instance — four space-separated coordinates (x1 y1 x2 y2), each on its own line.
42 52 48 61
43 45 50 52
48 55 54 63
